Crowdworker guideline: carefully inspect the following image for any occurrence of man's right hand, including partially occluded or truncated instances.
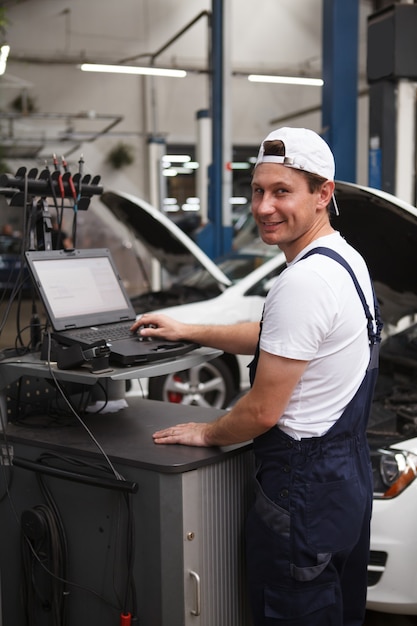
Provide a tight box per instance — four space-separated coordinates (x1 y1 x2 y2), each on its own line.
130 313 187 342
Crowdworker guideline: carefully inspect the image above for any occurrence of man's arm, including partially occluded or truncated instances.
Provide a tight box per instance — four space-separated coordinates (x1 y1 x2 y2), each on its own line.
131 313 260 355
152 349 308 447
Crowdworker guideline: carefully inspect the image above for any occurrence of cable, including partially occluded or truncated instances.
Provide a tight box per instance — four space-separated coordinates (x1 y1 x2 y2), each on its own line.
21 503 68 626
43 330 123 480
19 452 138 623
0 412 14 503
122 492 138 620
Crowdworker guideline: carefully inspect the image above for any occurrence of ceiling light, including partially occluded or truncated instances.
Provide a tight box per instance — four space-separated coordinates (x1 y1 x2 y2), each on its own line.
228 162 251 170
162 155 191 163
171 167 193 175
248 74 323 87
80 63 187 78
0 44 10 76
230 197 248 205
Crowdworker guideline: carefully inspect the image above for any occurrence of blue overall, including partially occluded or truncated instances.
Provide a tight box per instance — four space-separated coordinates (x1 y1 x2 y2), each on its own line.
246 248 382 626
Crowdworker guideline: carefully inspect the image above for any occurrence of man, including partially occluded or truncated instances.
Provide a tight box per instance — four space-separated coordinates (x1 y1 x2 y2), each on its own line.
131 127 382 625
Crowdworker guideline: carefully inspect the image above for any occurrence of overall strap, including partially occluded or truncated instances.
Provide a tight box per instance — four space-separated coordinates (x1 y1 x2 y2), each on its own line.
300 246 383 345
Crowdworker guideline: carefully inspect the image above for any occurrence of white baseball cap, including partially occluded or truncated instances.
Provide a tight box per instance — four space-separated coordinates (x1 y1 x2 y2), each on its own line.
255 127 339 215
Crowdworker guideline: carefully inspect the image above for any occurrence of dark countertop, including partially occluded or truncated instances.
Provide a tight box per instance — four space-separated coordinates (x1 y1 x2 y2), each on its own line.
5 396 252 474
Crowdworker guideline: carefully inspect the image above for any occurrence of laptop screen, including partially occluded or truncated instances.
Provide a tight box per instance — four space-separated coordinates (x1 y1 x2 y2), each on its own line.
25 248 137 331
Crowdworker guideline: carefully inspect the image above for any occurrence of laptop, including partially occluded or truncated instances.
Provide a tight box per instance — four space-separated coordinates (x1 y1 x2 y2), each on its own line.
25 248 197 366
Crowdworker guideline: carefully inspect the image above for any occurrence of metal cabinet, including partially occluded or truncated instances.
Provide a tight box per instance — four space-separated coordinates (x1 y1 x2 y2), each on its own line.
0 396 254 626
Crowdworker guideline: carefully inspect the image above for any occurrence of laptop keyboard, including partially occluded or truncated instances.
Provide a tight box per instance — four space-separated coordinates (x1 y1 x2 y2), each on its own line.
68 322 134 342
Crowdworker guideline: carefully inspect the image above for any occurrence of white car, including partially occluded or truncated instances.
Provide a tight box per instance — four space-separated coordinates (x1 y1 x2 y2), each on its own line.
102 183 417 615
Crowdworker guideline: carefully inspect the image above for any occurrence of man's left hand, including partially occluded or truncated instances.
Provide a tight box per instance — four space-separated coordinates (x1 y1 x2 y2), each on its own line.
153 422 211 447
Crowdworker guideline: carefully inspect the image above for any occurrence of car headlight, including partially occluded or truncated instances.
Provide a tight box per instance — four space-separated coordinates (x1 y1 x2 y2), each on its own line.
371 449 417 498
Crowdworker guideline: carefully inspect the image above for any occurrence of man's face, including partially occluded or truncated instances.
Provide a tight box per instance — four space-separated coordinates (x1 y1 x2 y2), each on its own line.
251 163 330 258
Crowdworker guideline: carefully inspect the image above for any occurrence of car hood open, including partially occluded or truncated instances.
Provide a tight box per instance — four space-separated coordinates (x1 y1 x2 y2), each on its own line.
334 182 417 326
100 190 232 288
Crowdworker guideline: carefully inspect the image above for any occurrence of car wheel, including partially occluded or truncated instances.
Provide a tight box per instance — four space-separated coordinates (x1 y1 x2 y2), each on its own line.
147 357 236 409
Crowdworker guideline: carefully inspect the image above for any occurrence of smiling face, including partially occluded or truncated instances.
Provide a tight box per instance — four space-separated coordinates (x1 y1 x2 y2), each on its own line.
251 163 335 261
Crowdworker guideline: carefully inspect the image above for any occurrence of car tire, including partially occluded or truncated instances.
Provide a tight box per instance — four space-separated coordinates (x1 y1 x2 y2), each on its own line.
147 357 237 409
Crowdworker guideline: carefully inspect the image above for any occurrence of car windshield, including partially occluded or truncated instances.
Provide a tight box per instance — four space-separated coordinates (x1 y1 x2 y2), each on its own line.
178 252 274 291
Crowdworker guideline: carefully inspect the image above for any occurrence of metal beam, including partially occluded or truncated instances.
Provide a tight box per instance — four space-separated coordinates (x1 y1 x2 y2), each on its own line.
197 0 233 259
322 0 359 182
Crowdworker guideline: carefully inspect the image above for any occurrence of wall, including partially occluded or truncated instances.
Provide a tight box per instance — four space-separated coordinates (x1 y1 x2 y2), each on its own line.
1 0 373 202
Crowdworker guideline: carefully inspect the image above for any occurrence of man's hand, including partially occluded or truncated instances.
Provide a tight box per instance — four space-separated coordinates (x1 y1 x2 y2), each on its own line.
131 314 260 356
131 313 187 342
152 350 308 448
153 422 211 447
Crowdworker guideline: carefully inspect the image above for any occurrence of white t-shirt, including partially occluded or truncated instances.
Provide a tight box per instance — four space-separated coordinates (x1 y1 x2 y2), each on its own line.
259 232 376 440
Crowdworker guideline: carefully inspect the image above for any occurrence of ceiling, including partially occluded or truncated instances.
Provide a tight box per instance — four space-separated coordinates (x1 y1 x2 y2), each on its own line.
0 0 404 164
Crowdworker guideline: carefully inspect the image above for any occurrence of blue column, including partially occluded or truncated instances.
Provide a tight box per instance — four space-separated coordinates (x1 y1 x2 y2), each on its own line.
322 0 359 182
197 0 233 260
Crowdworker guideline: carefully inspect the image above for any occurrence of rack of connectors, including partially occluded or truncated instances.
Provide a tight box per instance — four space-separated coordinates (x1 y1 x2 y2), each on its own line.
0 159 103 209
0 156 103 251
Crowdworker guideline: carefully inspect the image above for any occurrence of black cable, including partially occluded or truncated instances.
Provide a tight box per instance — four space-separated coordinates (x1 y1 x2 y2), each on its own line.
0 422 14 503
19 452 138 622
21 503 68 626
0 222 33 353
39 452 138 619
37 474 69 624
123 491 138 620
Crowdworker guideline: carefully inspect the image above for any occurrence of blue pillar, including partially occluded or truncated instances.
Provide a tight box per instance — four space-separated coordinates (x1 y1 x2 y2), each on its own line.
197 0 233 260
210 0 223 258
322 0 359 182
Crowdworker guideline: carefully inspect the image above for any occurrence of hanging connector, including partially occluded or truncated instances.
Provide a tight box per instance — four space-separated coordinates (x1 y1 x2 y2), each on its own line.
120 612 131 626
78 154 84 180
61 156 77 199
53 153 65 199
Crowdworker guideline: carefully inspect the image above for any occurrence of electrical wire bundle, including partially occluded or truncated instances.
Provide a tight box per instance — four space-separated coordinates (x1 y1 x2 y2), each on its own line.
19 453 138 626
0 158 103 358
21 502 68 626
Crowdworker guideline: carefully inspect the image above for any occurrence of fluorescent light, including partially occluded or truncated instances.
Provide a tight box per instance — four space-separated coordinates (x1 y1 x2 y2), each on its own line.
229 162 251 170
0 44 10 76
171 167 193 175
80 63 187 78
230 197 248 205
162 154 191 163
248 74 323 87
